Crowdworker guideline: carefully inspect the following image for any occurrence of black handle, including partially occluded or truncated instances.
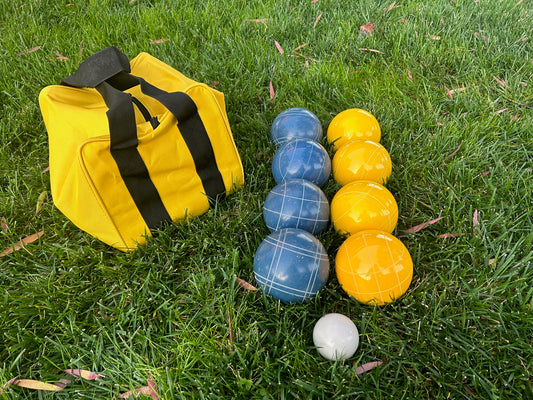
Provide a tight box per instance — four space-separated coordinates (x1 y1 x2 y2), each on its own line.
61 46 131 88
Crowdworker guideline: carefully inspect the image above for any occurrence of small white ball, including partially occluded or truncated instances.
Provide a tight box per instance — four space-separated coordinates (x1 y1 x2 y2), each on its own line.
313 313 359 361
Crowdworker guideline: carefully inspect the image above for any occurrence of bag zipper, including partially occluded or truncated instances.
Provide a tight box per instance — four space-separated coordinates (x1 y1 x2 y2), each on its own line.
131 96 160 129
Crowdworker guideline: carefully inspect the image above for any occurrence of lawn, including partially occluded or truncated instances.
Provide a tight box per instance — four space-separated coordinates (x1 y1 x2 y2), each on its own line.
0 0 532 399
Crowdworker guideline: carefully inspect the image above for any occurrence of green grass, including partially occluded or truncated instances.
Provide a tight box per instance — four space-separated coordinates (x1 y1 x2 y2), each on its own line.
1 0 532 398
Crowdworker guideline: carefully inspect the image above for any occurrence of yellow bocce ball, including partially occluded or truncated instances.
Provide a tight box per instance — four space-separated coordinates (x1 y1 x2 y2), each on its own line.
330 180 398 236
327 109 381 151
335 230 413 305
332 140 392 186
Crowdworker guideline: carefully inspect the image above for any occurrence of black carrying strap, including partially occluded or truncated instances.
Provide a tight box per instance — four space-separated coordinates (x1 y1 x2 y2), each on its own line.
95 81 172 230
107 72 227 206
61 47 226 232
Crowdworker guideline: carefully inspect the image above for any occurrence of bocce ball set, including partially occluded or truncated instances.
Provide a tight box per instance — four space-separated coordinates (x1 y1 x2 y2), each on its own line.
253 107 414 361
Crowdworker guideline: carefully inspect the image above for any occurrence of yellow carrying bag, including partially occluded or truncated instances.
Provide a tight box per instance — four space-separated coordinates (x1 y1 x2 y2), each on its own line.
39 47 244 251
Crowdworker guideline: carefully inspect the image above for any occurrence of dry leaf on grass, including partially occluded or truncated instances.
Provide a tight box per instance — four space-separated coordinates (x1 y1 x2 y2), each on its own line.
118 374 158 399
118 386 159 399
0 217 7 232
5 379 62 392
473 210 479 229
0 231 45 257
355 361 382 375
54 51 69 60
64 369 102 380
236 277 258 291
438 233 464 239
249 18 269 31
443 140 463 162
249 18 269 24
17 46 41 56
493 76 508 87
314 14 322 28
274 40 284 54
407 217 444 233
445 85 453 99
2 370 158 398
149 38 169 45
358 48 385 54
384 2 400 12
359 22 376 36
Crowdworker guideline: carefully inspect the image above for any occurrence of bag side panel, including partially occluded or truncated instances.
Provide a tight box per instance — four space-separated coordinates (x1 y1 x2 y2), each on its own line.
79 138 152 250
39 86 109 187
39 86 130 249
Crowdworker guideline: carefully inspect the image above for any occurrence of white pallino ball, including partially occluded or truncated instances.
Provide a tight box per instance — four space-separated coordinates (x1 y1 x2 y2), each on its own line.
312 313 359 361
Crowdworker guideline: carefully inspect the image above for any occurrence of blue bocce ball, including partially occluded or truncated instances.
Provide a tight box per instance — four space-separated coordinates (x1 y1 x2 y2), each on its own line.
263 179 329 235
253 228 330 303
270 108 323 146
272 139 331 187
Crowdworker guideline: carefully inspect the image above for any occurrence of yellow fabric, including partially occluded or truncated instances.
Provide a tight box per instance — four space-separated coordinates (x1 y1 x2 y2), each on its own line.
39 51 244 251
